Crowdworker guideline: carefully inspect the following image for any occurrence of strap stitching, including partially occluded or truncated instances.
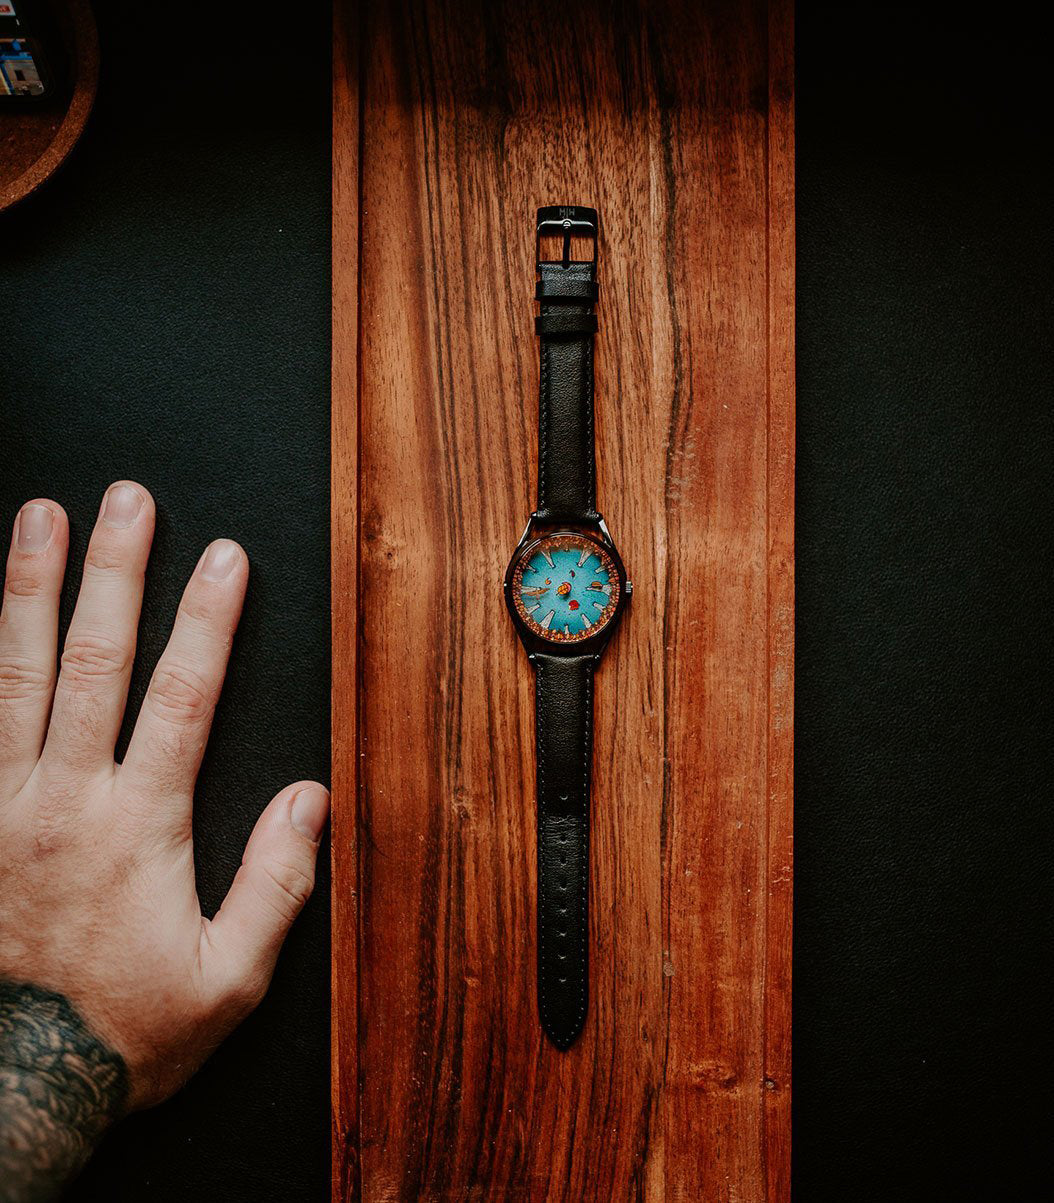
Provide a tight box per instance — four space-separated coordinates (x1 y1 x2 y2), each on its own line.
539 328 549 510
585 335 595 508
536 663 554 1034
536 265 597 521
538 332 596 519
535 659 590 1046
575 663 591 1032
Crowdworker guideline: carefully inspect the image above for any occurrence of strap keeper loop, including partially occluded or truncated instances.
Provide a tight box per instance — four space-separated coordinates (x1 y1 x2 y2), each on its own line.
535 279 600 303
535 313 598 338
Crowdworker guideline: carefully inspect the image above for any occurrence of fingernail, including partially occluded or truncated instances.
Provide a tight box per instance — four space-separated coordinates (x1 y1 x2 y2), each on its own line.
290 786 330 841
200 540 240 582
102 484 144 528
16 504 54 552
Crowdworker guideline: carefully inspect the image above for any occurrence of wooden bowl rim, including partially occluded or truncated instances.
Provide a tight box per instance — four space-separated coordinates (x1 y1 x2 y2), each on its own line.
1 0 99 214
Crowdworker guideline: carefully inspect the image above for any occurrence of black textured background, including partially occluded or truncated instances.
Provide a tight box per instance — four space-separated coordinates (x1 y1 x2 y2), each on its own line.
3 3 331 1199
2 2 1051 1200
795 4 1050 1200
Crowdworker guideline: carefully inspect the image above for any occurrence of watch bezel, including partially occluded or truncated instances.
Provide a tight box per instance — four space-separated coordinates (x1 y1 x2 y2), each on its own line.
504 518 629 659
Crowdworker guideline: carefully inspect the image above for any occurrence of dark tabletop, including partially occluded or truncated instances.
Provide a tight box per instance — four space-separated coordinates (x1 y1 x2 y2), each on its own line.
3 2 330 1199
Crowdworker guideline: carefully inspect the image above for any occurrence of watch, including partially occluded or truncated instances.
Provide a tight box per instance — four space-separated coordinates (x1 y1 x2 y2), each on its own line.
504 205 631 1050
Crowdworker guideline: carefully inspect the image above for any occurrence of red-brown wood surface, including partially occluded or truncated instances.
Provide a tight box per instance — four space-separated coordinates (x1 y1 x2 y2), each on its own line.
332 2 794 1198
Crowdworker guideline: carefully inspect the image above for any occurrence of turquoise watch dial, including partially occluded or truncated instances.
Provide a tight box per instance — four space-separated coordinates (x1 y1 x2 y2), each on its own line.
511 532 620 643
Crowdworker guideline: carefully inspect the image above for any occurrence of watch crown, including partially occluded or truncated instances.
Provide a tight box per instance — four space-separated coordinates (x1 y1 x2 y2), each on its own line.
626 580 633 595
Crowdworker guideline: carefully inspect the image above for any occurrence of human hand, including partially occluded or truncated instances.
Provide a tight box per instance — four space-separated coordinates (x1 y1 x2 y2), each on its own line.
0 483 328 1201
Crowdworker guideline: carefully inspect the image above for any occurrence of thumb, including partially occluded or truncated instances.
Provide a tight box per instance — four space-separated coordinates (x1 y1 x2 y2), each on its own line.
204 780 329 1008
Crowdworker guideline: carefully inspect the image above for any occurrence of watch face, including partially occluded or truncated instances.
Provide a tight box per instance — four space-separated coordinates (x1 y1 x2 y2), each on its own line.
511 533 621 643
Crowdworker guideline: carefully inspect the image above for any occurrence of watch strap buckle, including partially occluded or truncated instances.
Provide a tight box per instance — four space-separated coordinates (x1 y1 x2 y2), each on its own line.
536 205 598 267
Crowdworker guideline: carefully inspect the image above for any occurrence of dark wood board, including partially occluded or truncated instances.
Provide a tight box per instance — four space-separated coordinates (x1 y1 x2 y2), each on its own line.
332 1 794 1197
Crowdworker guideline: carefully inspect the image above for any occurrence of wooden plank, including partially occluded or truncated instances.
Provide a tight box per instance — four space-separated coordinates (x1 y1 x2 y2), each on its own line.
331 1 360 1197
332 1 794 1197
763 2 796 1198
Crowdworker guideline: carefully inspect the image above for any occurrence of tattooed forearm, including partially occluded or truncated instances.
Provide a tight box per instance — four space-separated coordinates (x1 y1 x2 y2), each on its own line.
0 981 128 1203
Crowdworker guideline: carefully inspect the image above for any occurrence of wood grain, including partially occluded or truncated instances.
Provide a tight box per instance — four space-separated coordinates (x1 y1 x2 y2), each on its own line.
332 2 794 1198
331 2 360 1198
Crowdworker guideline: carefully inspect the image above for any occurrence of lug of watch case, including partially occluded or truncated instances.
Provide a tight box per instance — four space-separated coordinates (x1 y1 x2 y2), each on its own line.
505 205 629 1050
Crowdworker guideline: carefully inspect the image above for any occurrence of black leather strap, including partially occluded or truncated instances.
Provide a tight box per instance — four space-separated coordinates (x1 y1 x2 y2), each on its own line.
534 652 594 1050
535 312 598 338
535 258 599 525
535 277 599 303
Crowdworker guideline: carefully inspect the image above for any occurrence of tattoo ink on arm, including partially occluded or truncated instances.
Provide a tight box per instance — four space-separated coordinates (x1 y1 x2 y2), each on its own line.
0 981 128 1203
